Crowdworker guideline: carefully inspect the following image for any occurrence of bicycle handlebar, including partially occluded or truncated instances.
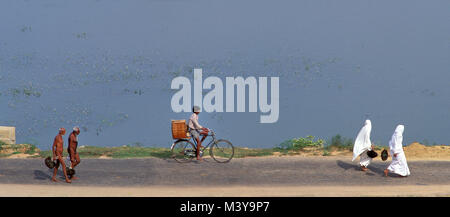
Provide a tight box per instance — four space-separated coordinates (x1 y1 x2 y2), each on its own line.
205 128 215 136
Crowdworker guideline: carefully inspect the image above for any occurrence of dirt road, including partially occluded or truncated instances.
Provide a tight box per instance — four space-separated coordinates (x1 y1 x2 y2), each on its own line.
0 156 449 196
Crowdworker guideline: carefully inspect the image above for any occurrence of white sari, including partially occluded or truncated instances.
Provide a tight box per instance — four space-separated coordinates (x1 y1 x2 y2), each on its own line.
352 120 373 166
387 125 410 176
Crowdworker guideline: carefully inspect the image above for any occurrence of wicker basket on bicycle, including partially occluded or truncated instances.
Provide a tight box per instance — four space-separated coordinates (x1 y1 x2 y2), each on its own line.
171 120 190 139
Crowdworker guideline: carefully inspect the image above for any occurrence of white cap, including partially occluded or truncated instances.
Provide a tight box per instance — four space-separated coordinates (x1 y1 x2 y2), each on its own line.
193 106 201 113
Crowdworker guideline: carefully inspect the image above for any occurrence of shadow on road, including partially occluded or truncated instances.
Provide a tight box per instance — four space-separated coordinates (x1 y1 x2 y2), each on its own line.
368 165 386 176
34 170 51 180
336 161 394 177
166 157 215 164
336 160 359 171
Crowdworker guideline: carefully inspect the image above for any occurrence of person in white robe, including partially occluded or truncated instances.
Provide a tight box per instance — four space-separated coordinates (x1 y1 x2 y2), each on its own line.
384 125 410 177
352 120 374 171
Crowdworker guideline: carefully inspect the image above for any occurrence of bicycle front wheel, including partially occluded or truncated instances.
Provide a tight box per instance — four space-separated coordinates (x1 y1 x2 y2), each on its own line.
210 139 234 163
171 140 196 163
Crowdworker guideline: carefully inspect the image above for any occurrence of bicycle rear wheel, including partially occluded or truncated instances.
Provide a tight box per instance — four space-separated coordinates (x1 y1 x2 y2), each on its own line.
171 140 196 163
210 139 234 163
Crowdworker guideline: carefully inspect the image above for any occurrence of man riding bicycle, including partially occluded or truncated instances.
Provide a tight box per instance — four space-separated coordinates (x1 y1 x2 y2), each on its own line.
188 106 209 161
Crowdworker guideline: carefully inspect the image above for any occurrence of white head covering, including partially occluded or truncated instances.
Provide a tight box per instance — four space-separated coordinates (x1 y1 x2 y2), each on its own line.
352 120 372 161
389 125 404 154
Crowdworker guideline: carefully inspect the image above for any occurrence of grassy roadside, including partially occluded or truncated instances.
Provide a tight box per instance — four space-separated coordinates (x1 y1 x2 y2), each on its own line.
34 136 354 159
35 145 355 159
2 135 448 159
26 142 450 160
36 146 278 159
3 139 344 159
38 146 173 159
0 141 40 158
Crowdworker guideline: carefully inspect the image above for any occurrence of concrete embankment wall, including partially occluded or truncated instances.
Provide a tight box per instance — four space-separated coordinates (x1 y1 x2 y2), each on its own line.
0 126 16 145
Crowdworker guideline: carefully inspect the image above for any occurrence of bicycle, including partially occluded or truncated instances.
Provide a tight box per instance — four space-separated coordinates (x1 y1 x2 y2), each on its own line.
171 129 234 163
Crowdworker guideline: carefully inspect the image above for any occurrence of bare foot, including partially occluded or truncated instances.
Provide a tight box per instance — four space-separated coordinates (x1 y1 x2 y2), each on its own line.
65 179 72 183
360 166 368 172
384 169 389 177
52 178 59 182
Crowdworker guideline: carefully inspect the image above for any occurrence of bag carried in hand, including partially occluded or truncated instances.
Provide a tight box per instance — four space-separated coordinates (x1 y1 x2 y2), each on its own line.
66 167 76 176
367 150 378 158
44 157 56 169
381 149 389 161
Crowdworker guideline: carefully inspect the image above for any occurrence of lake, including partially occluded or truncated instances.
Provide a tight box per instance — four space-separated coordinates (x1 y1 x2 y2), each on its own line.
0 0 449 150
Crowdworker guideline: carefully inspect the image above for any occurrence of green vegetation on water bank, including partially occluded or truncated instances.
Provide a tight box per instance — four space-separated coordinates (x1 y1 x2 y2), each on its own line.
275 135 325 153
0 141 40 157
38 146 173 159
3 134 446 159
37 146 275 159
35 135 359 159
0 140 8 147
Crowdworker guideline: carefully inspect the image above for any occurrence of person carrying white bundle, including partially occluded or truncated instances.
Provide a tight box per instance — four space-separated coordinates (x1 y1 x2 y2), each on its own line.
352 120 376 171
384 125 410 177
